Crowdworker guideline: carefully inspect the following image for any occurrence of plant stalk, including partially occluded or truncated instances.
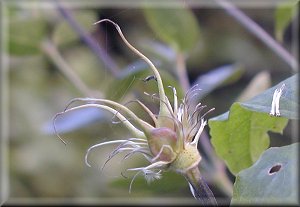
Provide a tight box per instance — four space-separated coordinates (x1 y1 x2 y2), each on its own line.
184 167 218 206
215 0 297 71
55 2 121 76
176 52 190 93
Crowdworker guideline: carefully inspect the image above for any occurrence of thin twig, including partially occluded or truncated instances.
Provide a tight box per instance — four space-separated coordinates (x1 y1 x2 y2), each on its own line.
41 39 99 98
215 0 297 71
176 52 190 93
55 2 120 76
200 130 233 196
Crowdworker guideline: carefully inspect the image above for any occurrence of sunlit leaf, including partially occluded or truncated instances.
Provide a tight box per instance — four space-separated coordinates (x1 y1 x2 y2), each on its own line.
209 75 298 175
144 7 200 52
231 143 299 205
209 103 288 175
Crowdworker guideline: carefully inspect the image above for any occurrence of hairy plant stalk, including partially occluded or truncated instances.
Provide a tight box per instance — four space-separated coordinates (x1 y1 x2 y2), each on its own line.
184 167 218 206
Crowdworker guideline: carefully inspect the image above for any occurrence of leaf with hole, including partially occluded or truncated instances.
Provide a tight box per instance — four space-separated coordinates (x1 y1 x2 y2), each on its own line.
231 143 299 205
209 74 298 175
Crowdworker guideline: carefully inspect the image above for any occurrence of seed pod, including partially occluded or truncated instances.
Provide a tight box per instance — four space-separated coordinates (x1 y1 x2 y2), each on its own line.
171 144 201 174
148 127 178 162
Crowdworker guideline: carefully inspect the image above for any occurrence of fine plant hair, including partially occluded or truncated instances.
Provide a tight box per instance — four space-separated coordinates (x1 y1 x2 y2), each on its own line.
143 91 185 134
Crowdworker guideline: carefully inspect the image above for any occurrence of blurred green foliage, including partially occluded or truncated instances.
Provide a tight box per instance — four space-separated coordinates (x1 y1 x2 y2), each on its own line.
4 1 297 206
9 17 47 55
53 11 97 47
144 7 200 52
274 0 298 42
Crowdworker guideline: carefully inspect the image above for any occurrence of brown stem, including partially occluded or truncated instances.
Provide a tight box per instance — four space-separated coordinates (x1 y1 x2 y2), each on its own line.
215 0 297 71
56 3 121 77
176 52 190 93
41 39 99 98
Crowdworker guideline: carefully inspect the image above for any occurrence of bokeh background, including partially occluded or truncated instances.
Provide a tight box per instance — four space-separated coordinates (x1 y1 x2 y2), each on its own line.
1 0 297 205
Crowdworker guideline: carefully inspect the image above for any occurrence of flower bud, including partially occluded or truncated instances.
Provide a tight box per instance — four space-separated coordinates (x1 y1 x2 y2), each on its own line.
148 127 178 162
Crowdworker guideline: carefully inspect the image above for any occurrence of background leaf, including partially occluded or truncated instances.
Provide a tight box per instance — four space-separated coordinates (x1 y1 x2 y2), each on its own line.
9 17 47 55
110 171 189 196
208 75 298 175
143 7 200 52
107 64 184 102
53 10 97 47
231 143 298 205
275 1 297 42
193 64 244 100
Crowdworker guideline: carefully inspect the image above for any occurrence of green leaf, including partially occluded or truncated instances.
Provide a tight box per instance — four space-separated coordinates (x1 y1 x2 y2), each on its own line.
208 74 298 175
231 143 299 205
9 17 47 55
52 10 97 46
240 74 298 119
209 103 288 175
143 7 200 52
275 1 297 42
